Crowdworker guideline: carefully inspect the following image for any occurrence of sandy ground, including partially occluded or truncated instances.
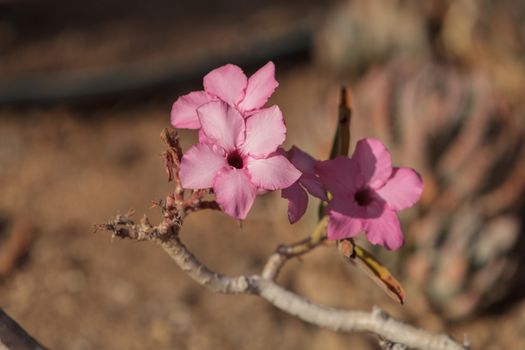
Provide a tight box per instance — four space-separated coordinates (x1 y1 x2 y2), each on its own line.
2 1 525 349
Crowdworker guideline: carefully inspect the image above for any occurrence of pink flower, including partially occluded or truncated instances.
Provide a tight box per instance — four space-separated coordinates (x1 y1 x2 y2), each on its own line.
281 146 328 223
171 62 279 129
179 100 301 219
316 138 423 250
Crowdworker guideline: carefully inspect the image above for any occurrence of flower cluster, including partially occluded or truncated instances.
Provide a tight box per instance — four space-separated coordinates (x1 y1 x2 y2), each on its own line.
171 62 423 250
172 62 301 219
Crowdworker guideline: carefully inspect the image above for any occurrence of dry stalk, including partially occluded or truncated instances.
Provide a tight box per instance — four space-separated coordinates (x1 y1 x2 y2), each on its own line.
97 210 468 350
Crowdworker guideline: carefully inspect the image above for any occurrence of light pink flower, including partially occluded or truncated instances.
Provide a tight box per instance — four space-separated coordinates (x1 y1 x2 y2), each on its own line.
281 146 328 223
179 100 301 219
316 138 423 250
171 62 278 129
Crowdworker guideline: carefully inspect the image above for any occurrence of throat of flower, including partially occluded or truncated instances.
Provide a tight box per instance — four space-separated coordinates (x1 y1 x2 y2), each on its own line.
227 150 244 169
354 188 374 207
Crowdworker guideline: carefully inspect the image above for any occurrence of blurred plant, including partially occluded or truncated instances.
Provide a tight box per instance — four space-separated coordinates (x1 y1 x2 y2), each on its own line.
439 0 525 104
97 62 467 349
315 0 430 75
352 59 525 321
318 0 525 108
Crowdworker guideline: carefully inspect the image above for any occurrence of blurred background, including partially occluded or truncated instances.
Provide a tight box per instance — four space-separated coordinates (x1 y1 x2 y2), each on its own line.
1 0 525 349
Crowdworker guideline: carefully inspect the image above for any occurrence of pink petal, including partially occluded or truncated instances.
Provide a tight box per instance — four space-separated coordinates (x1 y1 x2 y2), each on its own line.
240 106 286 158
257 188 269 195
213 168 257 219
282 182 308 224
180 143 227 189
327 211 363 240
198 101 245 151
247 154 301 190
237 61 279 113
300 174 328 200
203 64 247 107
364 210 404 250
288 146 317 174
170 91 211 129
316 157 362 196
376 167 423 210
353 138 393 189
198 128 210 144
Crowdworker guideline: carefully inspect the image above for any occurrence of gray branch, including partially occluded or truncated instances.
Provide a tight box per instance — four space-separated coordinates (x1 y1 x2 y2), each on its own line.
99 215 467 350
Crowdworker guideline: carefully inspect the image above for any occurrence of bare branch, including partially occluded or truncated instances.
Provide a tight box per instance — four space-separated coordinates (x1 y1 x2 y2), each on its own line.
262 237 325 280
183 199 220 216
378 337 408 350
262 217 329 280
0 308 47 350
256 279 464 350
159 237 254 294
99 214 467 350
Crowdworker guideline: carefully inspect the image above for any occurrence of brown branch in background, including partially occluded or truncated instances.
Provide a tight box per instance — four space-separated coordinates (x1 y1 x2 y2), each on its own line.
0 218 34 279
98 211 467 350
0 308 47 350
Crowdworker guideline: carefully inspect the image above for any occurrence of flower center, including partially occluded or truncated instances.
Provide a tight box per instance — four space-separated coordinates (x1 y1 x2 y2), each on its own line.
354 188 374 207
227 150 244 169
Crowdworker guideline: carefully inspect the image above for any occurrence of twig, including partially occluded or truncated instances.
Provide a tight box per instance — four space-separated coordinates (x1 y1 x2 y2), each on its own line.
0 308 47 350
99 214 467 350
262 218 328 280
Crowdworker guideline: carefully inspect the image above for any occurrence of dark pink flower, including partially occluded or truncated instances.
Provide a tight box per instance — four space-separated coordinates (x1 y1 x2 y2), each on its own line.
281 146 328 223
179 100 301 219
316 138 423 250
171 62 278 128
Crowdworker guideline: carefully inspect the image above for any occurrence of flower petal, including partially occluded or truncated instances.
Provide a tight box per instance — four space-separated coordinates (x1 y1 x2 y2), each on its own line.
237 61 279 113
170 91 212 129
300 174 327 200
282 182 308 224
247 154 301 190
353 138 393 189
316 157 362 196
240 106 286 157
376 167 423 210
364 210 404 250
198 101 245 151
180 143 227 189
213 168 257 219
198 128 210 144
327 211 363 240
288 146 317 174
203 64 247 106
